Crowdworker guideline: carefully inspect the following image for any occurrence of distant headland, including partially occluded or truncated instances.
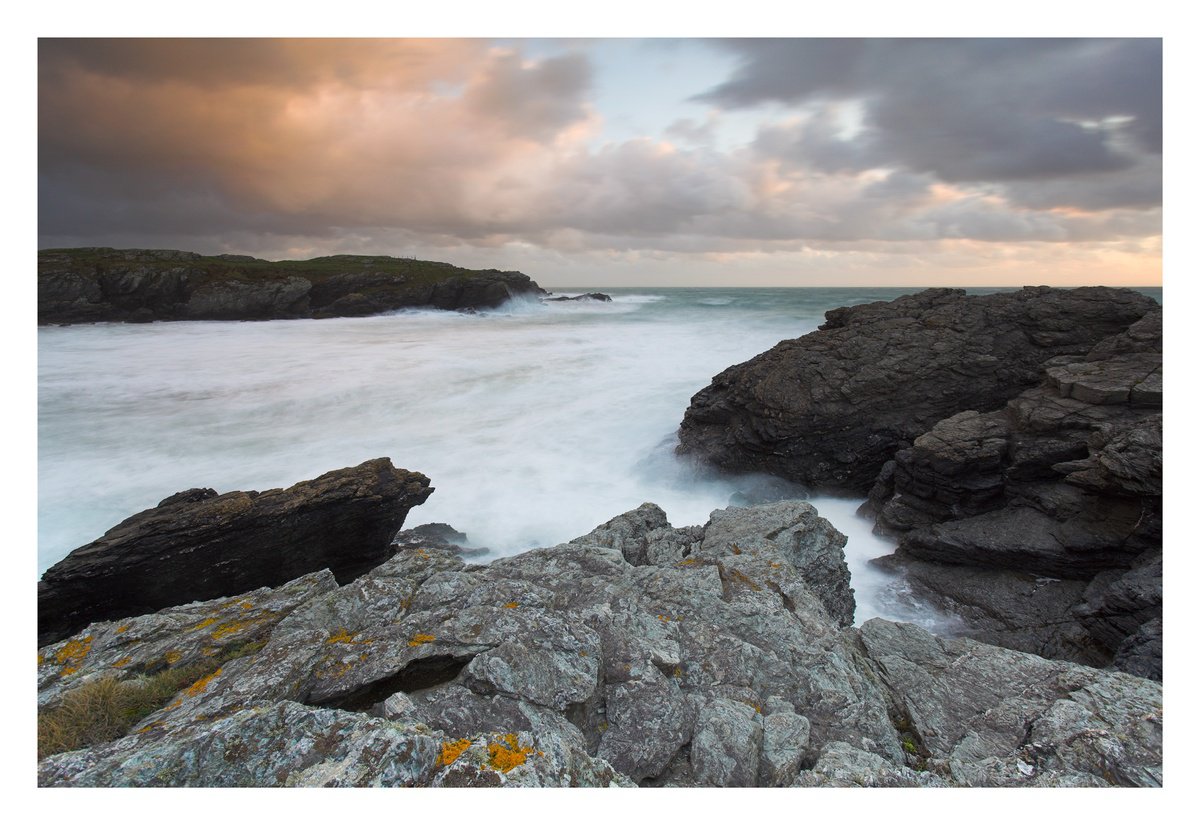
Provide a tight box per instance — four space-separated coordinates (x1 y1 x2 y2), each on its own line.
38 248 548 324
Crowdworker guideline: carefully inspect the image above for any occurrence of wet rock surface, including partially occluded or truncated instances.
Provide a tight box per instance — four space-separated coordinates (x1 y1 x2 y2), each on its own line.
38 459 433 646
39 500 1161 787
867 309 1162 677
677 287 1156 492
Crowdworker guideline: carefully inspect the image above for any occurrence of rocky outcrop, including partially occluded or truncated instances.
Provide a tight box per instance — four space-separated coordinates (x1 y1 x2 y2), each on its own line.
676 287 1161 678
677 287 1157 492
38 500 1161 787
38 459 433 647
38 248 547 324
546 292 613 302
864 309 1162 677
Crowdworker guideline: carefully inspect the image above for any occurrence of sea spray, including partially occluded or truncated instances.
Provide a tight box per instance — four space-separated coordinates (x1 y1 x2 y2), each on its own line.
39 286 1080 626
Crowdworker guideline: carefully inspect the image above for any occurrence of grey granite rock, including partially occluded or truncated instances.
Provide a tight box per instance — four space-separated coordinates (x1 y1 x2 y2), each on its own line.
38 499 1161 788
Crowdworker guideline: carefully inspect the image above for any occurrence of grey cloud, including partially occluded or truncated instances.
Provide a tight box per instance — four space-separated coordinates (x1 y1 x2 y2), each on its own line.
465 51 593 140
37 39 1161 262
704 39 1160 190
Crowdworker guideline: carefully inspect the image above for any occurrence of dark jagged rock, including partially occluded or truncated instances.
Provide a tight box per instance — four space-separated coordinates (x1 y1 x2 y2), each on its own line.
545 292 612 302
38 500 1160 787
37 459 433 646
677 287 1157 493
865 309 1162 676
392 522 489 558
38 248 547 324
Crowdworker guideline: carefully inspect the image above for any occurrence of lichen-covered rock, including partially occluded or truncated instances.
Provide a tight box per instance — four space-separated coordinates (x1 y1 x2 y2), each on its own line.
37 571 337 710
690 698 762 787
38 459 433 646
37 700 630 788
38 499 1161 788
855 619 1162 787
792 741 947 787
759 710 811 786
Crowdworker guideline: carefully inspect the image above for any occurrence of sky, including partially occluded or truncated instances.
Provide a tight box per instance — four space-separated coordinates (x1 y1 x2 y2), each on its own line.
38 36 1162 287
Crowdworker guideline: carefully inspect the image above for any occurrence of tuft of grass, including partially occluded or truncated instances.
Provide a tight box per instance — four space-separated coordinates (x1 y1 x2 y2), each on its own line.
38 639 265 760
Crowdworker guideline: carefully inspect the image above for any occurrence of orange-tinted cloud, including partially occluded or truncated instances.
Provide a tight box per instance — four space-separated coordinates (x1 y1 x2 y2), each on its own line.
38 39 1161 285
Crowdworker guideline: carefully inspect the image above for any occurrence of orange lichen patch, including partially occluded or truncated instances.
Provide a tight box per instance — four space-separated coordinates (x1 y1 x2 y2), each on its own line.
408 633 436 647
672 665 684 678
184 667 222 697
113 656 133 668
740 699 763 714
732 543 742 555
56 636 94 676
437 738 472 767
768 561 783 569
116 625 130 634
211 618 259 641
239 601 254 611
486 734 537 773
503 602 520 609
136 721 166 734
325 627 374 646
678 558 698 566
189 617 217 632
728 569 762 592
37 652 45 667
317 659 356 680
164 650 183 665
657 614 671 623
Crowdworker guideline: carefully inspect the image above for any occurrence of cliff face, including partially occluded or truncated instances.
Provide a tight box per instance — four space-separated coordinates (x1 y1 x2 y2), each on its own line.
38 248 547 324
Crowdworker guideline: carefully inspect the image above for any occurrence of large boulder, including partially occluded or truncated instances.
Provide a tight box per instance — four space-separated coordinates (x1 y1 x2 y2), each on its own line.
38 459 432 646
39 500 1161 788
677 287 1157 493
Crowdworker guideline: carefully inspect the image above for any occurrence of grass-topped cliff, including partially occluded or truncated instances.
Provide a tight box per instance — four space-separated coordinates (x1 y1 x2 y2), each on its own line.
38 247 546 324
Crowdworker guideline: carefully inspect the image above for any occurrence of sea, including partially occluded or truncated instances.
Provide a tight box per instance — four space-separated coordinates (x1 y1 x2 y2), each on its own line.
37 285 1162 628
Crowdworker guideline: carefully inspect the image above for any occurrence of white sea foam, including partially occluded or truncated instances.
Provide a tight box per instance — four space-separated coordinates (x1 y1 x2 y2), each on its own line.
37 287 952 626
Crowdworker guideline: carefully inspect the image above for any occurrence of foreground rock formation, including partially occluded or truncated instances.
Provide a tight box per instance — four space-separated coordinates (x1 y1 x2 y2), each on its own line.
38 248 547 324
38 501 1161 787
38 459 432 647
678 287 1162 679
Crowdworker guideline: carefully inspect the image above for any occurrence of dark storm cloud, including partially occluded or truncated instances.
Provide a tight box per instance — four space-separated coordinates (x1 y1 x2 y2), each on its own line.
702 38 1161 192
